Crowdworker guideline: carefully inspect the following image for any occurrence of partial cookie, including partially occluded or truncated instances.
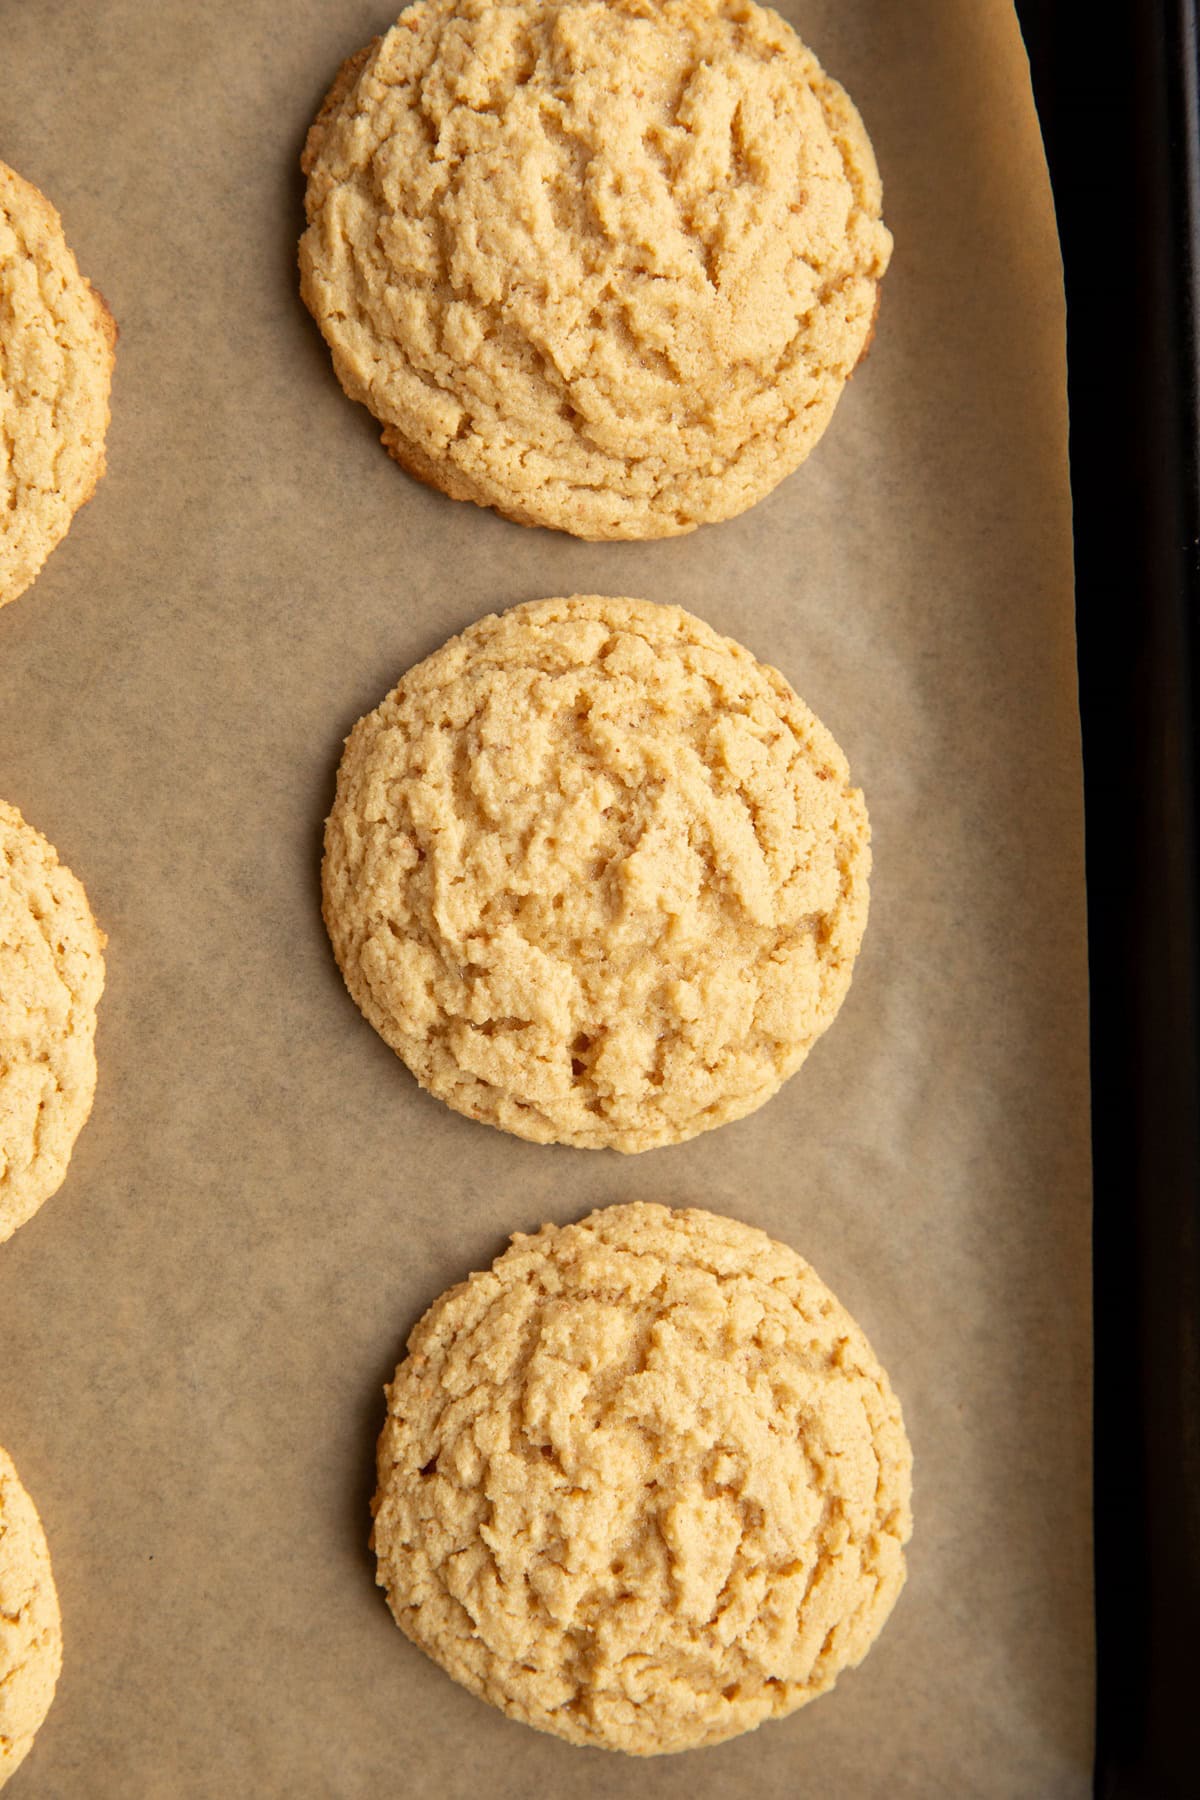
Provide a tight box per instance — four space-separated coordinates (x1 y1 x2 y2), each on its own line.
0 803 106 1245
300 0 891 539
323 595 870 1152
0 160 116 611
373 1202 913 1755
0 1448 62 1789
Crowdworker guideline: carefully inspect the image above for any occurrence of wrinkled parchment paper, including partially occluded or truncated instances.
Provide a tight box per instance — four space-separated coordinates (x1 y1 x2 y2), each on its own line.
0 2 1092 1793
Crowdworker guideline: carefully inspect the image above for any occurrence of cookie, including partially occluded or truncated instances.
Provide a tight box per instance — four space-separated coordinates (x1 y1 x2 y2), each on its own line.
0 1448 62 1789
372 1202 912 1755
323 595 870 1153
300 0 891 539
0 802 106 1245
0 160 116 612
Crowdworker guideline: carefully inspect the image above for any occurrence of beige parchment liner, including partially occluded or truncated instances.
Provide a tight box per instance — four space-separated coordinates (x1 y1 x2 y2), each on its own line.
0 2 1091 1795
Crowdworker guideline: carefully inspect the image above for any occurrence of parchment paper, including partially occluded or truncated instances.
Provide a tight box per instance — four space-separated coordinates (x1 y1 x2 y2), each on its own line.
0 3 1092 1794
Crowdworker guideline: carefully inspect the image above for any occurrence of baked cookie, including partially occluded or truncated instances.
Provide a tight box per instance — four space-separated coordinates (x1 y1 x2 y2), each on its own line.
0 160 116 612
300 0 891 539
373 1202 912 1755
324 595 870 1152
0 802 106 1245
0 1448 62 1789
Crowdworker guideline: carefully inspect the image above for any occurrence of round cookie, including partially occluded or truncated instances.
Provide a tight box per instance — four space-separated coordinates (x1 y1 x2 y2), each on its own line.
323 595 870 1153
300 0 891 540
372 1202 913 1755
0 803 106 1245
0 1448 62 1789
0 160 116 612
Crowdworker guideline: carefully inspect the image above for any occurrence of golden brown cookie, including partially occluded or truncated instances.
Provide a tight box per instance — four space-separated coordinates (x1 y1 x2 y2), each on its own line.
0 802 106 1245
372 1203 913 1755
300 0 891 539
0 1448 62 1789
0 161 116 612
323 595 870 1152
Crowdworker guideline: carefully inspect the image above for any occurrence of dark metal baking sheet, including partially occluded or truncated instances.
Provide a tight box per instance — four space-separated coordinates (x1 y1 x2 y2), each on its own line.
1017 4 1200 1794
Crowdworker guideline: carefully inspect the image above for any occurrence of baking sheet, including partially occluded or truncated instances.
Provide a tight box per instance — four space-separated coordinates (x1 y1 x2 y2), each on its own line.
0 2 1092 1794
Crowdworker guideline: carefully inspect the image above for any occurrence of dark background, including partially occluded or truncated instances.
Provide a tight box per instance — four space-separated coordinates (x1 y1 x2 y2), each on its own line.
1015 3 1200 1795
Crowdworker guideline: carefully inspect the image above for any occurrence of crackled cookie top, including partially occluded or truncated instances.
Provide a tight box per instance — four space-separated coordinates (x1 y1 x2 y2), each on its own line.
300 0 891 539
0 1448 62 1789
373 1203 912 1755
0 161 115 611
323 596 870 1152
0 802 106 1244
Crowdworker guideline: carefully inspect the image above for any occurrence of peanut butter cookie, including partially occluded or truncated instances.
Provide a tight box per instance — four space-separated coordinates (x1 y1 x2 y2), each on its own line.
0 1448 62 1789
300 0 891 538
323 595 870 1152
0 802 106 1245
0 162 115 611
372 1203 912 1754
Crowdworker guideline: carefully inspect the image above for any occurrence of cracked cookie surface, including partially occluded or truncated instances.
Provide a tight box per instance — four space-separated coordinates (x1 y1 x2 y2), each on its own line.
299 0 891 539
372 1203 912 1755
0 802 106 1245
0 161 115 611
0 1447 62 1789
323 595 870 1152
